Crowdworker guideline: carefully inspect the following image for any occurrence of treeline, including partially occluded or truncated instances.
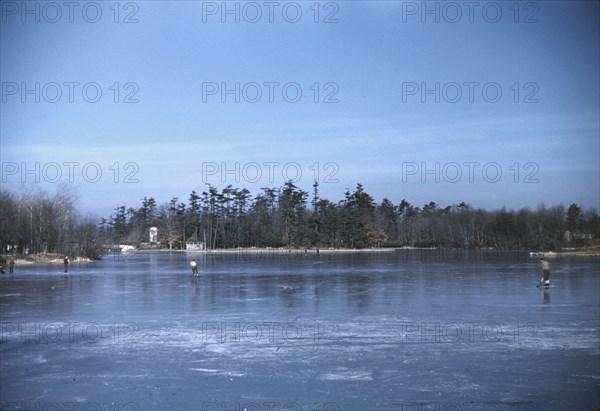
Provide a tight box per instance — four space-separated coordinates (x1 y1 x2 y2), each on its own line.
99 182 600 251
0 185 102 259
2 182 597 257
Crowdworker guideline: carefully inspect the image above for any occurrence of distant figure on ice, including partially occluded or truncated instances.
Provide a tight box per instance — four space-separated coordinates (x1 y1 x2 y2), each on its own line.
8 258 14 274
64 256 69 273
539 257 550 287
190 259 198 277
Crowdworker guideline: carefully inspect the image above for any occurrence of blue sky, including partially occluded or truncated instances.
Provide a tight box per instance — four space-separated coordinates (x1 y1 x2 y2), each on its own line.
1 1 599 217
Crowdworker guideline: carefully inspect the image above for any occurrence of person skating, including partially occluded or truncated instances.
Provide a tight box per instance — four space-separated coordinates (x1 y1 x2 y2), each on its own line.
540 257 550 287
190 259 198 277
64 256 69 273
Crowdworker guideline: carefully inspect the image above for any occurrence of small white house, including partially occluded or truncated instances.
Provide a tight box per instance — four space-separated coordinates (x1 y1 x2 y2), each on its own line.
186 242 204 251
149 227 158 243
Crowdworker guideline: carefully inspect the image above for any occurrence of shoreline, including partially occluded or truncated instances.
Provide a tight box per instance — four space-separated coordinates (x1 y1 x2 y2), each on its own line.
155 247 399 254
529 250 600 257
123 246 600 257
2 247 598 266
1 255 95 266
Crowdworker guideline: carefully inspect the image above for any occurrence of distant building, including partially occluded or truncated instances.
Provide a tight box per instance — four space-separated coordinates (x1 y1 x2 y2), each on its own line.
149 227 158 243
186 242 204 251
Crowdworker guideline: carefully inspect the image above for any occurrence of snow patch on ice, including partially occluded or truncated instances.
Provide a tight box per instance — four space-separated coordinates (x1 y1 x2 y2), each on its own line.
32 355 47 364
320 368 373 381
188 368 245 377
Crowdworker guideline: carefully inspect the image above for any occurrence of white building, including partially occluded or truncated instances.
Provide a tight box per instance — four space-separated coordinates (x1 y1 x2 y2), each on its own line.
149 227 158 243
186 242 204 251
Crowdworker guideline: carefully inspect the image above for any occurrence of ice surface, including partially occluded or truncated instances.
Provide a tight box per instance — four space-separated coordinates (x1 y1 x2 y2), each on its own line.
1 250 598 411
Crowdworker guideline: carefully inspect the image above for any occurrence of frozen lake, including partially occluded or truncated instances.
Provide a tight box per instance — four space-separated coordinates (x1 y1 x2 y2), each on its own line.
1 250 598 411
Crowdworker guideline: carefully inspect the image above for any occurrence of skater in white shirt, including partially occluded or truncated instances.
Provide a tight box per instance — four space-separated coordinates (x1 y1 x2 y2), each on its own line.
190 259 198 277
